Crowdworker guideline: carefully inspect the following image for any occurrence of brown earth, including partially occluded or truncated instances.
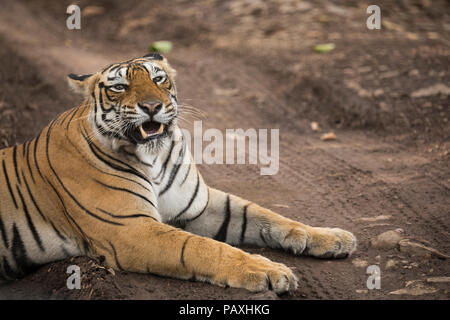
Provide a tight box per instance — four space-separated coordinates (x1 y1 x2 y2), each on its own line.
0 0 449 300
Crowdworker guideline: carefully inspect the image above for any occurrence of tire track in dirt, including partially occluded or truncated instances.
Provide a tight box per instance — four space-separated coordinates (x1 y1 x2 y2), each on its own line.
178 50 450 299
299 137 450 245
202 53 450 299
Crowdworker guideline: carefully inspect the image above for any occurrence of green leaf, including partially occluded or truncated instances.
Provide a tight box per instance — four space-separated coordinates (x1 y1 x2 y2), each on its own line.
149 41 173 54
313 43 335 53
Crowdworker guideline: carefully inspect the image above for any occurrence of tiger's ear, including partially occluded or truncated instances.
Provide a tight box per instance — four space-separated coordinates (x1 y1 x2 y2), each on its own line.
143 52 164 60
67 73 94 96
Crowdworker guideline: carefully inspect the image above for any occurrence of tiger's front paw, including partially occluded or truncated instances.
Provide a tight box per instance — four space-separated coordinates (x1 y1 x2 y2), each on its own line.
303 227 357 259
225 254 298 295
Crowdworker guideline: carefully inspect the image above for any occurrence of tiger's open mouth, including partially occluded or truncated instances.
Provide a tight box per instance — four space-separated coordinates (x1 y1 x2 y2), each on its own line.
138 121 165 139
126 120 168 143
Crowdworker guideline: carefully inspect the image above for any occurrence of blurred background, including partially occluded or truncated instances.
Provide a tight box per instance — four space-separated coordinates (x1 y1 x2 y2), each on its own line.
0 0 448 300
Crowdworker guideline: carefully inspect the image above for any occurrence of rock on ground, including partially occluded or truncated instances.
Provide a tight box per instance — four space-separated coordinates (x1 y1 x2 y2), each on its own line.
370 229 405 250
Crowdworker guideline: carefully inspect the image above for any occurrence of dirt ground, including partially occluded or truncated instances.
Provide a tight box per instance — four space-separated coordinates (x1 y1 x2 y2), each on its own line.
0 0 449 300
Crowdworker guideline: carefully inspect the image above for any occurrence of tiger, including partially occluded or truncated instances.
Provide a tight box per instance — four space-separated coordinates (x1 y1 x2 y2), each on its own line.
0 53 356 294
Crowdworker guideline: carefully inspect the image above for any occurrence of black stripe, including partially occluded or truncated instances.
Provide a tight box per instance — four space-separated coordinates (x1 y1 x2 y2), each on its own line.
260 230 269 246
47 176 124 228
159 137 185 196
21 172 47 222
2 256 19 279
61 247 71 257
152 155 159 166
16 186 45 252
68 73 92 81
0 209 9 248
33 131 44 179
143 52 163 60
180 235 193 267
214 195 231 242
67 129 152 193
2 160 18 209
11 223 39 276
12 146 21 185
154 139 175 181
96 208 157 220
165 102 173 110
239 204 249 245
68 134 152 193
92 92 98 113
94 112 121 139
65 107 80 130
99 170 151 193
108 241 123 271
21 143 26 157
122 110 138 115
80 126 150 184
179 162 191 186
57 108 74 126
94 180 155 208
25 139 35 183
102 63 118 74
98 85 112 113
181 187 209 225
119 148 153 167
174 172 200 220
49 219 67 242
46 179 92 246
45 121 124 226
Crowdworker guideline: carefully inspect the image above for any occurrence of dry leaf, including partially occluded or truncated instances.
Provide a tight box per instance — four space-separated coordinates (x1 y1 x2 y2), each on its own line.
272 204 290 208
310 121 321 132
356 215 392 223
82 6 104 17
382 20 404 32
320 132 337 141
411 83 450 98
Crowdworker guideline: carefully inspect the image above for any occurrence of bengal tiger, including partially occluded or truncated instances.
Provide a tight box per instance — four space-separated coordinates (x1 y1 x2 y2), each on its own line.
0 53 356 294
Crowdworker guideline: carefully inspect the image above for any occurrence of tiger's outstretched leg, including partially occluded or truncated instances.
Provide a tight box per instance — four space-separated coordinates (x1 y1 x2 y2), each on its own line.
91 218 298 294
182 188 357 258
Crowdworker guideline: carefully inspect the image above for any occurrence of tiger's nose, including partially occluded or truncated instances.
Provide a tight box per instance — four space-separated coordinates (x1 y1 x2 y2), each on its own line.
138 101 163 116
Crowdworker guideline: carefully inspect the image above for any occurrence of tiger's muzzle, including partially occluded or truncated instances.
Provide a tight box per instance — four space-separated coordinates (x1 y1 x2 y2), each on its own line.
124 100 172 144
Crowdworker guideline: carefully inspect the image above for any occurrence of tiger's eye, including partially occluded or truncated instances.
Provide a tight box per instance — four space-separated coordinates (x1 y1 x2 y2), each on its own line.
113 84 126 90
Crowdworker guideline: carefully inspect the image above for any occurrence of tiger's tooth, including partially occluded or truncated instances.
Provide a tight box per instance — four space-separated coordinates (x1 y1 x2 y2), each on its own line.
139 125 149 139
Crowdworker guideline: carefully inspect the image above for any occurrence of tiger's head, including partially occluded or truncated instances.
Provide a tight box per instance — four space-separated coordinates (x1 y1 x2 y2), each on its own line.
68 53 178 149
